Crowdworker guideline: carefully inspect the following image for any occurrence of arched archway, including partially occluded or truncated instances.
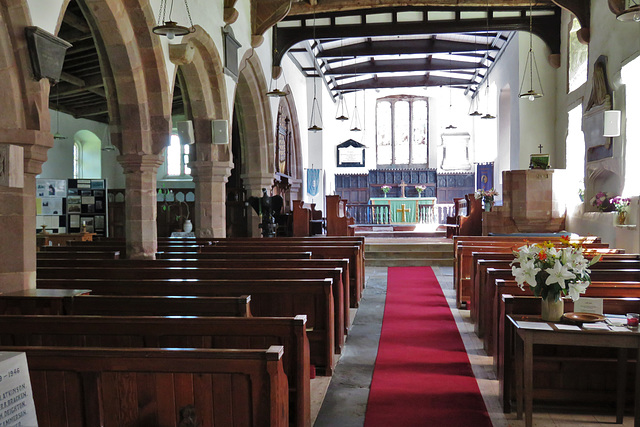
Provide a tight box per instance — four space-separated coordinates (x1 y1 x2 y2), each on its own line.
174 27 233 237
233 50 274 236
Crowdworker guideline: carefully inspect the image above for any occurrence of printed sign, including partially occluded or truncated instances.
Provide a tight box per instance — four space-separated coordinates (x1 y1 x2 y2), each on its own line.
0 352 37 426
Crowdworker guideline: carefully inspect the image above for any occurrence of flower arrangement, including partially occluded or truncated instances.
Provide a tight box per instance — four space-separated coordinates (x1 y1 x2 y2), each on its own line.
590 191 612 212
381 185 391 194
610 196 630 213
415 185 426 195
511 236 600 302
474 188 499 203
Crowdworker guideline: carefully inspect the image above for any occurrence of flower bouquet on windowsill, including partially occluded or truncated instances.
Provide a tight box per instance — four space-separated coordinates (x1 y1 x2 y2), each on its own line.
511 236 601 321
590 191 615 212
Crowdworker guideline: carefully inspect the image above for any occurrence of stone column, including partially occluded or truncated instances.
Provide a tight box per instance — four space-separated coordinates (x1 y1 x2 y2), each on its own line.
118 154 164 259
0 137 50 294
190 159 233 237
242 173 276 237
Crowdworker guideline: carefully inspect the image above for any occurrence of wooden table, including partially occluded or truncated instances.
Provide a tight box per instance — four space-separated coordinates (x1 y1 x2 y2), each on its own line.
37 231 96 248
508 314 640 427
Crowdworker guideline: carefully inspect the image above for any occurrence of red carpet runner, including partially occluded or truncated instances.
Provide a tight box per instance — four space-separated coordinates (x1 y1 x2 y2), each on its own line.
364 267 492 427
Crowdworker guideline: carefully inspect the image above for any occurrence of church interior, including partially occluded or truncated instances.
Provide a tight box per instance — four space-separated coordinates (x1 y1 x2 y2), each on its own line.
1 0 640 426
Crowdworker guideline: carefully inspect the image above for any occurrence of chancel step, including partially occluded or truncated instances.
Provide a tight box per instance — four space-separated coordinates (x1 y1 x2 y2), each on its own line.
365 238 453 267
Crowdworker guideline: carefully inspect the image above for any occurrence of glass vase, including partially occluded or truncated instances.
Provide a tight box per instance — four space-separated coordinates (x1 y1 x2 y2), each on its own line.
541 297 564 322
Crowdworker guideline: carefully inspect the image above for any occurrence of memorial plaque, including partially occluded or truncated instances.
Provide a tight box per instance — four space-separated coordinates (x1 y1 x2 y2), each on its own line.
0 352 37 426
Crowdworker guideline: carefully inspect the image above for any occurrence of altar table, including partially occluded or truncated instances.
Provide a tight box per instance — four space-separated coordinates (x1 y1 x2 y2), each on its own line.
508 315 640 427
370 197 437 224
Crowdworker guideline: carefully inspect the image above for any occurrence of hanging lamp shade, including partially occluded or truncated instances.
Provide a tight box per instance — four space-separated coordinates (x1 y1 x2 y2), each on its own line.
335 93 349 121
468 95 482 116
350 104 362 132
153 0 196 40
53 84 67 140
518 1 544 101
617 1 640 21
308 89 323 132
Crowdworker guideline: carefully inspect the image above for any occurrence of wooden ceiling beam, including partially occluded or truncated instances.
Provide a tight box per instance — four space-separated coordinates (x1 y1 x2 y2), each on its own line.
333 73 473 91
325 57 486 75
317 38 497 58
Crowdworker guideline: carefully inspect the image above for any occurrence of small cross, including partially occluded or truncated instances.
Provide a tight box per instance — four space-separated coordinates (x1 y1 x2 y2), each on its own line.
396 203 411 222
399 180 408 198
538 144 543 154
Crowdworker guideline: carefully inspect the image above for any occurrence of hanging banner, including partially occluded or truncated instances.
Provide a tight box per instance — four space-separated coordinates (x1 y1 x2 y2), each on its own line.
476 163 494 191
307 168 320 196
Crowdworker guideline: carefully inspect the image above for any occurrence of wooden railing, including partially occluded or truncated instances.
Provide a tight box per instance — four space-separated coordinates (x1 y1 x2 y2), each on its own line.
347 203 455 225
347 204 391 224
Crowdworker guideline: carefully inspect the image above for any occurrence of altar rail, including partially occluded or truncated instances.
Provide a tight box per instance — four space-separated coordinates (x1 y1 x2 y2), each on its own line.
347 203 455 225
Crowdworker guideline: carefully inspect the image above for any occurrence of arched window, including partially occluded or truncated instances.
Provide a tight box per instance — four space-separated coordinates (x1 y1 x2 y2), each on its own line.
73 141 81 178
376 96 429 167
568 17 588 93
166 134 191 177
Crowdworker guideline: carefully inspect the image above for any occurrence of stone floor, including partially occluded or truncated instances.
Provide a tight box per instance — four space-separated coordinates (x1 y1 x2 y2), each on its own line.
310 266 635 427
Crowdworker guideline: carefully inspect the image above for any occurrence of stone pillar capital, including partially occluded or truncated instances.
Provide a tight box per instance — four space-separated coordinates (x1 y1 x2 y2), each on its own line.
242 173 277 196
117 154 165 174
0 129 54 175
190 159 233 183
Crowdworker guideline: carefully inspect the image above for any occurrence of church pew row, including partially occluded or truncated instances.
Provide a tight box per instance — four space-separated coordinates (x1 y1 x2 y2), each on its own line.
481 267 640 357
36 278 336 375
473 257 640 338
65 238 365 308
36 258 352 335
454 239 614 308
498 295 640 414
0 315 309 427
36 250 121 259
37 266 346 354
8 345 289 427
0 291 252 317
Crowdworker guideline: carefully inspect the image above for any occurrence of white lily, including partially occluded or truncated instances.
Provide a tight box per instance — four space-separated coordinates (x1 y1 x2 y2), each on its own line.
567 281 590 301
512 259 541 290
545 261 576 289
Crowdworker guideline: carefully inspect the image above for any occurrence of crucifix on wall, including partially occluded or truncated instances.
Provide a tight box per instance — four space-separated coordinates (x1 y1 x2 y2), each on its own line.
538 144 543 154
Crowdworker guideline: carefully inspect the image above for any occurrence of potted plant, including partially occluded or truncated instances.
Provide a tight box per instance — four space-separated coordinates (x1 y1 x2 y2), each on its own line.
610 196 630 225
511 236 601 321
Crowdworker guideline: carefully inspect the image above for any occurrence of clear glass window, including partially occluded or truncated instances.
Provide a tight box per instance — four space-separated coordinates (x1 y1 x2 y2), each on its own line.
376 96 429 167
166 134 190 176
73 141 81 179
568 17 588 93
622 56 640 197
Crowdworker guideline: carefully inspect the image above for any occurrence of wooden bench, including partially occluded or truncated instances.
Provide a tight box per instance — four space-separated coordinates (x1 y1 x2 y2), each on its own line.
0 314 309 427
37 265 346 354
325 195 355 236
36 258 351 335
498 295 640 414
36 278 336 375
0 290 252 317
157 251 313 259
36 250 121 259
7 345 289 426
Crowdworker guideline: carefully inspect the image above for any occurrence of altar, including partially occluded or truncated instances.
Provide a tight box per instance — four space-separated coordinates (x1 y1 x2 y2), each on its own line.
370 197 437 224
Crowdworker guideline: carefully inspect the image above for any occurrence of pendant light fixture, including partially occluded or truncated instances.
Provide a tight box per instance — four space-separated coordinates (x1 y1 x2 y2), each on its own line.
481 2 496 119
335 92 349 121
101 127 116 152
308 9 323 132
267 27 287 97
350 56 362 131
616 0 640 21
518 0 544 100
445 53 457 130
468 32 482 117
153 0 196 39
52 84 66 140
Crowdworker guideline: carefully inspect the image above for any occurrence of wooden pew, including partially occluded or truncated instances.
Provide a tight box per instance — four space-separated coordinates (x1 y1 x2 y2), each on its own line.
0 290 252 317
8 345 289 426
36 250 121 259
37 258 351 336
156 251 313 260
0 315 309 427
292 200 324 237
325 195 355 236
37 265 346 354
36 278 336 375
498 295 640 414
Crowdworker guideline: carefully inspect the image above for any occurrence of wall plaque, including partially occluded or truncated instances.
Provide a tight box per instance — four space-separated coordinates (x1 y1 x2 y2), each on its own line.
24 26 72 83
337 139 365 168
0 352 37 426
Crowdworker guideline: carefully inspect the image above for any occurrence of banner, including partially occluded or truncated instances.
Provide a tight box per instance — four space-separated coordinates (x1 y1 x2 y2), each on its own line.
476 163 494 191
307 168 320 196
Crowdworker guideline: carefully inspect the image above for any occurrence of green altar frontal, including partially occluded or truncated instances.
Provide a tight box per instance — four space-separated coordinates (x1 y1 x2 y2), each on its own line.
370 197 437 223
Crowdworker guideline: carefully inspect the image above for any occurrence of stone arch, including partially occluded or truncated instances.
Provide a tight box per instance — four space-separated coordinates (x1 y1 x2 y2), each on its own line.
279 85 304 200
235 50 273 182
78 0 171 156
